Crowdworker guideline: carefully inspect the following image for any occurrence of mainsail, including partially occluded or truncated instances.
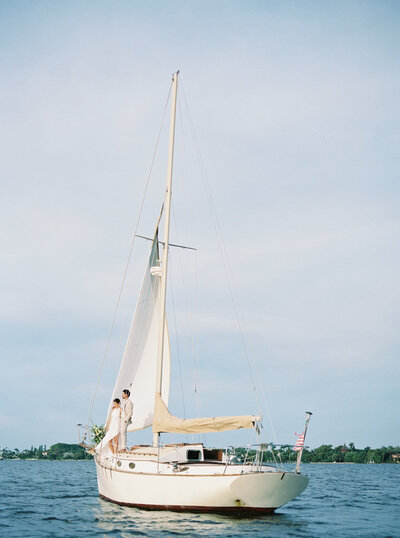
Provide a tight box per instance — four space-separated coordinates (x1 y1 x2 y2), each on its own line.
152 394 260 434
109 230 170 431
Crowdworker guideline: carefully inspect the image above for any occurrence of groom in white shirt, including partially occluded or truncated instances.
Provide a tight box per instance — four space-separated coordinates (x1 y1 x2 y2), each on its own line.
120 389 133 453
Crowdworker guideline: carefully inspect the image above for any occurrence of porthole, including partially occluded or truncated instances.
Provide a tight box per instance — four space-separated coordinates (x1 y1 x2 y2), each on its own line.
117 460 121 467
129 462 135 469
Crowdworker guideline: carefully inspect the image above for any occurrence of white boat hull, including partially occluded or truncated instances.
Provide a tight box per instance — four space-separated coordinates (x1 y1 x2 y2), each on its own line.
95 458 308 514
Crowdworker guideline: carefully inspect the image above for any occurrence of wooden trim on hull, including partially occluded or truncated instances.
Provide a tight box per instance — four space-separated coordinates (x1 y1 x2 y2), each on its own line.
99 493 277 515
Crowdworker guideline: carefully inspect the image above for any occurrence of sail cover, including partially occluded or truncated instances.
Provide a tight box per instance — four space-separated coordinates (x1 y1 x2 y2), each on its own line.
108 231 170 431
152 394 259 434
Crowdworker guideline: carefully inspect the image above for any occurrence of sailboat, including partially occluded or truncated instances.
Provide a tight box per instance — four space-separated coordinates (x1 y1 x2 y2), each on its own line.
88 72 310 513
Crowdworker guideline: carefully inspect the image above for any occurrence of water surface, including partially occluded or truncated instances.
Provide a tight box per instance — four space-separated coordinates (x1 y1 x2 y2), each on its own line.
0 461 398 537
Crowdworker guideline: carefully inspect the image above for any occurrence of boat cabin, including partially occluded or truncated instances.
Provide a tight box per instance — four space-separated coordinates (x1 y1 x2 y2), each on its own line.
124 443 224 464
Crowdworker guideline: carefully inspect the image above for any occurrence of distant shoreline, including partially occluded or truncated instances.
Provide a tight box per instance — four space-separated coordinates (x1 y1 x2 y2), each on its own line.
2 458 399 466
1 458 91 462
0 443 92 461
1 442 399 464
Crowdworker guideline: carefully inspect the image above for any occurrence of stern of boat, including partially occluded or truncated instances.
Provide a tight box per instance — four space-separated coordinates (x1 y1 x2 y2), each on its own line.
230 470 309 509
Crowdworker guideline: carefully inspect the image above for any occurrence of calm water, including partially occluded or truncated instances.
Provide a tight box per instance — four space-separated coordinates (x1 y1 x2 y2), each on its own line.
0 461 399 537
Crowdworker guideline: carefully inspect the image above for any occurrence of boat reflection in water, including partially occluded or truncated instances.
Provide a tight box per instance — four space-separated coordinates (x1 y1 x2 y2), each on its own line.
94 496 304 535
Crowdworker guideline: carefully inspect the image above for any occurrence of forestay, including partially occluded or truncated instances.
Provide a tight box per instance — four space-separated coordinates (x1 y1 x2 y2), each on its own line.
108 231 170 431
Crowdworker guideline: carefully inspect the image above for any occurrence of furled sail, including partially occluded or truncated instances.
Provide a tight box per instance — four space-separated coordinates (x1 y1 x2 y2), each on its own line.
108 231 170 431
152 394 260 434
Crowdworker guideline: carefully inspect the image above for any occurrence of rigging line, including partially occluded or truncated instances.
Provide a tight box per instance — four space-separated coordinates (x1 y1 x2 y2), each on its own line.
87 81 173 425
180 83 279 445
167 251 187 420
171 204 202 446
171 199 200 414
135 234 196 251
174 95 201 420
269 442 280 468
180 82 262 410
259 380 279 446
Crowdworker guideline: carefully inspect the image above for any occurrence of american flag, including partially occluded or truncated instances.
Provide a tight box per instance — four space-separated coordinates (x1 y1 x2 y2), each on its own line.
294 432 305 452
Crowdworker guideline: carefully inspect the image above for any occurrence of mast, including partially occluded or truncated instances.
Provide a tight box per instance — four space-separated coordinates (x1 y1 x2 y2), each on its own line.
153 71 179 447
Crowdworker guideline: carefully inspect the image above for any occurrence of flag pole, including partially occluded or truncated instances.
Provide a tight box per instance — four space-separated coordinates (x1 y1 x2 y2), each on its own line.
295 411 313 474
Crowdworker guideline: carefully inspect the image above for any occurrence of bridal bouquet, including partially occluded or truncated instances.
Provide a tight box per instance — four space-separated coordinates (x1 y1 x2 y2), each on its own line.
91 424 105 445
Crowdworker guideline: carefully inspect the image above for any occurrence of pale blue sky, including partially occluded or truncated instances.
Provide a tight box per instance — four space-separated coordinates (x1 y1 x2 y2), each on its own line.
1 1 399 450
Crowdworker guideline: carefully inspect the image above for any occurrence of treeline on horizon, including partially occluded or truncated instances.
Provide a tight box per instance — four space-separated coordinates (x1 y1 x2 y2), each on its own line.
1 442 399 463
0 443 91 460
266 443 400 464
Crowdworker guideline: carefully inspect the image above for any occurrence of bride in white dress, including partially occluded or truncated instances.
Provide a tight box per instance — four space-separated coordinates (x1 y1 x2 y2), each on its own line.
96 399 121 456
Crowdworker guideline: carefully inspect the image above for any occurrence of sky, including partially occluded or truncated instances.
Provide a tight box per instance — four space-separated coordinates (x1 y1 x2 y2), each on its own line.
1 0 399 451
